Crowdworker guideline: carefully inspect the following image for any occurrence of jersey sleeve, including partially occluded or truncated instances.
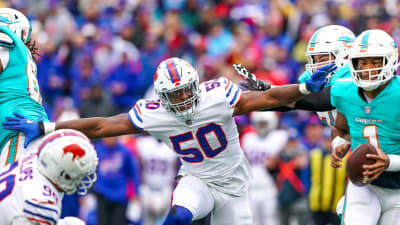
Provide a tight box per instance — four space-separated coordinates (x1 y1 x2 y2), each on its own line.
0 46 9 69
0 31 15 48
219 77 242 108
21 198 60 225
10 216 38 225
128 99 145 131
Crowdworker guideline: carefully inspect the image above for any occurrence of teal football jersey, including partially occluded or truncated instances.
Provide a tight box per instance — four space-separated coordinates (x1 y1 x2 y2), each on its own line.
298 64 351 127
331 76 400 188
331 76 400 155
0 26 48 152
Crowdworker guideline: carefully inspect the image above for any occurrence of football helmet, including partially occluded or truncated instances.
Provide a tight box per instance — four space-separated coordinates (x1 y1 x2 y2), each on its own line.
306 25 355 81
349 29 399 91
250 111 278 137
37 129 98 195
0 8 31 44
153 57 200 123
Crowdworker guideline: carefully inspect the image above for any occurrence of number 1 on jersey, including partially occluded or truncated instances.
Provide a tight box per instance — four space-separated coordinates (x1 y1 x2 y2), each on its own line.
363 125 380 149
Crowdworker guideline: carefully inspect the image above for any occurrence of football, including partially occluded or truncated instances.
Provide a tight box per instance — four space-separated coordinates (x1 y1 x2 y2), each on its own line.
346 143 378 186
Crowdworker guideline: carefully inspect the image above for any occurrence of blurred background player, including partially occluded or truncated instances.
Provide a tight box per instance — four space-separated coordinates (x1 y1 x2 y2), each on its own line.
93 136 141 225
241 111 288 225
266 128 310 225
3 57 332 225
137 134 179 225
0 129 98 225
331 29 400 225
0 8 49 166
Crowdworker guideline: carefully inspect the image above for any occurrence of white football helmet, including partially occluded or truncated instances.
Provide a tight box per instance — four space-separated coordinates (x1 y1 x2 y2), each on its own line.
349 29 399 91
306 25 355 81
37 129 98 195
0 8 32 44
153 57 200 123
250 111 279 137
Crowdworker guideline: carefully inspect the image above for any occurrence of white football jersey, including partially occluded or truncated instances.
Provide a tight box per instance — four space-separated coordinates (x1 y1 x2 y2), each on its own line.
137 135 178 190
129 77 251 196
242 130 288 189
0 153 63 225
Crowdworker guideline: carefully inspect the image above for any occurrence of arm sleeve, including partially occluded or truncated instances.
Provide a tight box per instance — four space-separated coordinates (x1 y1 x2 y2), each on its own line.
293 86 334 111
261 86 334 112
10 216 39 225
21 198 60 225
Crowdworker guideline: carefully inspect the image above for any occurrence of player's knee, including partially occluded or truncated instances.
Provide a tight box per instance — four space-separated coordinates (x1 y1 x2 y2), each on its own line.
162 205 193 225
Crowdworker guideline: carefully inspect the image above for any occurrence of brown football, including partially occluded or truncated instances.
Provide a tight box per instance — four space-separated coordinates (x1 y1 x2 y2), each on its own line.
346 143 378 186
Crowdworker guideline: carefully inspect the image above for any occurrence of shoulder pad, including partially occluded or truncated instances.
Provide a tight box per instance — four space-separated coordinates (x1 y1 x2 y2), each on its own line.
0 32 14 48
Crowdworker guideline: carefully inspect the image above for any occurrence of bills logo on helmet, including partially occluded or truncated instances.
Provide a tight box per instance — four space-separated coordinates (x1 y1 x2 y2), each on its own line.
63 144 86 160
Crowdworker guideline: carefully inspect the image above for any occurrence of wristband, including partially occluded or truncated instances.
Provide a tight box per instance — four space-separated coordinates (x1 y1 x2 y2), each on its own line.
331 136 347 151
298 83 311 95
43 122 56 135
387 154 400 171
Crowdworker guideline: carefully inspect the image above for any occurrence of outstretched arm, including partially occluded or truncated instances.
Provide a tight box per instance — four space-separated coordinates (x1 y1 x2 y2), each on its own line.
3 113 143 147
233 64 337 116
233 84 305 116
55 113 143 138
263 86 334 112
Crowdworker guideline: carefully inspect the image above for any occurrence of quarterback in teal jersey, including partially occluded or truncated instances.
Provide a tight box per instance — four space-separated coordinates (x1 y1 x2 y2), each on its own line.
331 29 400 225
0 8 48 166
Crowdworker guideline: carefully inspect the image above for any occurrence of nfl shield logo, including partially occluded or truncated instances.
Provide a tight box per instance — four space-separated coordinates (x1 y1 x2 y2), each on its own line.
364 106 371 114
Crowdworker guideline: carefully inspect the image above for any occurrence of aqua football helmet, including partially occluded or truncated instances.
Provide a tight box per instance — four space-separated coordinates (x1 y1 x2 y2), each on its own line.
37 129 98 195
349 29 399 91
0 8 32 44
154 57 200 123
306 25 355 81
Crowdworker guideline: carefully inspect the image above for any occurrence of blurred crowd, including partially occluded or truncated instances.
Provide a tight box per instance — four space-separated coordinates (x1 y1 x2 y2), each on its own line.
3 0 400 224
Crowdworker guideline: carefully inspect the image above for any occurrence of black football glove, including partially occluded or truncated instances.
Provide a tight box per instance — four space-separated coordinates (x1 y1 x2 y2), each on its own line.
233 64 271 91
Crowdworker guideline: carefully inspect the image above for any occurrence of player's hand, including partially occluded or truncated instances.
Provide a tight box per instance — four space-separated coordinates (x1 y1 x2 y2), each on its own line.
363 147 389 182
305 64 337 93
2 112 40 148
234 64 272 91
331 142 351 168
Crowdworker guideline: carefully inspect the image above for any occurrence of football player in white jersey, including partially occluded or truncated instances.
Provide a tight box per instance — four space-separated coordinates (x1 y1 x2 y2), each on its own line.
3 57 333 225
241 111 288 225
137 135 179 225
0 129 98 225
